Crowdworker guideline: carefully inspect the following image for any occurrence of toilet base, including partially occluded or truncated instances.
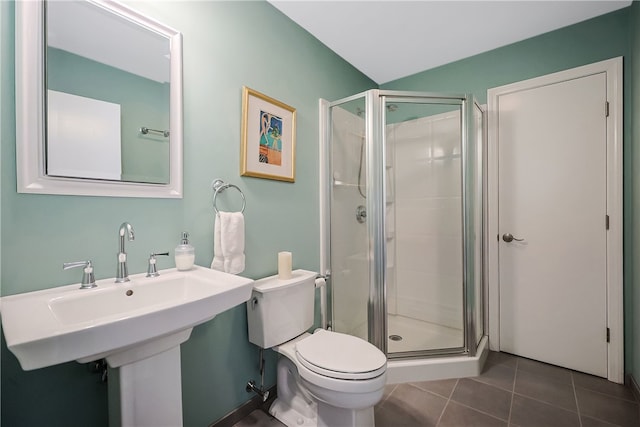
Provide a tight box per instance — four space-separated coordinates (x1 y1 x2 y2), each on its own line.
269 357 377 427
270 356 317 426
270 397 316 427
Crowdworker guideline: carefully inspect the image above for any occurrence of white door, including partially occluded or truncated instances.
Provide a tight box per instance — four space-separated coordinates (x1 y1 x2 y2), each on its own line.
496 73 609 377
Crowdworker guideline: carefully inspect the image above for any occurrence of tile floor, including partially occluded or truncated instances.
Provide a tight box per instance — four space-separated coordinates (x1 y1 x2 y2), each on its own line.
231 351 639 427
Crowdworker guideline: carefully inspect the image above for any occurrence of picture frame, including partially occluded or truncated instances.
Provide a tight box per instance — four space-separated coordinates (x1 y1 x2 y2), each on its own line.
240 86 296 182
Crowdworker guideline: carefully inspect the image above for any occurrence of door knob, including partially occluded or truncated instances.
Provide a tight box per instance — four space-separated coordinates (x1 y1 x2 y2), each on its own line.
502 233 524 243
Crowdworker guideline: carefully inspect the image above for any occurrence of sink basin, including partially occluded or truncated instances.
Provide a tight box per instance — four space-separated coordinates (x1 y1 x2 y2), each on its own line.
1 266 254 370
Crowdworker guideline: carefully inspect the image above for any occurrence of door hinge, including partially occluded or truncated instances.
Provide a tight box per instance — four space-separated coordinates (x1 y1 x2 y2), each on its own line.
605 101 610 117
606 215 610 230
606 327 610 343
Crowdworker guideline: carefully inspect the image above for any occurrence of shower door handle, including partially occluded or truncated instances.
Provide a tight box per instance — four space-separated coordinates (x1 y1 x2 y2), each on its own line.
502 233 524 243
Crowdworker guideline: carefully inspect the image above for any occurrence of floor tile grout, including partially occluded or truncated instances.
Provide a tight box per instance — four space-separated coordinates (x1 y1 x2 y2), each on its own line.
470 376 516 393
580 414 627 427
507 358 518 426
409 382 454 400
511 391 580 414
380 383 398 407
433 380 452 427
573 383 639 403
445 397 511 423
439 378 460 426
571 370 584 427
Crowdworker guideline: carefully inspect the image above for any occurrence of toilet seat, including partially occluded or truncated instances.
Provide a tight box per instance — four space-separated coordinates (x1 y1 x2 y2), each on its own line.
295 329 386 380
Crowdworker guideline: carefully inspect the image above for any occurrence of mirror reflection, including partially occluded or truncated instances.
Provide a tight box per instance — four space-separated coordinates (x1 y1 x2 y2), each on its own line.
46 1 171 184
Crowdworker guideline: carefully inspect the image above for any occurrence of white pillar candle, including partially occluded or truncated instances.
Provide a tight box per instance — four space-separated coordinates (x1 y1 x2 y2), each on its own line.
278 251 292 280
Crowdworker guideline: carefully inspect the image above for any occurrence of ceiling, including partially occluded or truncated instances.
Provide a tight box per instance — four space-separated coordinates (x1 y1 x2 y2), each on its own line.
268 1 632 84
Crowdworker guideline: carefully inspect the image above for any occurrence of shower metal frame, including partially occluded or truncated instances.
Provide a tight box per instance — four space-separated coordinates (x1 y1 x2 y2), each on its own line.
320 89 484 360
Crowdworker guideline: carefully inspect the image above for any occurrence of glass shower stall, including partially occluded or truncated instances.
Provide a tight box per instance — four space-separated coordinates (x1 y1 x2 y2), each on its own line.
320 90 485 366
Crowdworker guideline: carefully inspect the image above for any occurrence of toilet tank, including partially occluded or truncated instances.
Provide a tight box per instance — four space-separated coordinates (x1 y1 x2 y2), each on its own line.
247 269 317 348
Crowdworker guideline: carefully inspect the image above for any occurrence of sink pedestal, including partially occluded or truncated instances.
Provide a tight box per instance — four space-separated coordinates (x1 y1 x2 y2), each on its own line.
119 346 183 427
108 329 193 427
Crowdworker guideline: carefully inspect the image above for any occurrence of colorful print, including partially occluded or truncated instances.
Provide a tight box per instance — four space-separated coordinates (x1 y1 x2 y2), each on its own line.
259 111 283 165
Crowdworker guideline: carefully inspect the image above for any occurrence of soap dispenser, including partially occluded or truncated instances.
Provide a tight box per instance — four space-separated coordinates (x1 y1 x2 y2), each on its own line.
175 231 195 271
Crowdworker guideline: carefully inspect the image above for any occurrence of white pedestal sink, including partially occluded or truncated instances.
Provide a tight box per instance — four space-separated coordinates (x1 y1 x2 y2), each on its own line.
0 266 254 426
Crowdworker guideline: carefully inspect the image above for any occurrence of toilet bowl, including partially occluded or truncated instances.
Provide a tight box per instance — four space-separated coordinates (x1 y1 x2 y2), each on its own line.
246 270 387 427
271 331 386 427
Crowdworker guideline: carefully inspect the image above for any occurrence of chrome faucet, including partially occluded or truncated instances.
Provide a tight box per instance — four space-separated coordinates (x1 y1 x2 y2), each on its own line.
63 260 97 289
116 222 135 283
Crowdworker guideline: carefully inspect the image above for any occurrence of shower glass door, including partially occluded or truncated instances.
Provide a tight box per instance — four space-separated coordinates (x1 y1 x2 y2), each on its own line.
384 97 465 356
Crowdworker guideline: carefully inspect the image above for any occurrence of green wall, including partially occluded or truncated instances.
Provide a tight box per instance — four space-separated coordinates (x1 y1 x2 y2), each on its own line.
383 6 637 380
0 1 375 426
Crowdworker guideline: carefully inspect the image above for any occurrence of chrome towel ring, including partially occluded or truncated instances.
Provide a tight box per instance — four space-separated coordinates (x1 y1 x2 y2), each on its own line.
212 179 246 214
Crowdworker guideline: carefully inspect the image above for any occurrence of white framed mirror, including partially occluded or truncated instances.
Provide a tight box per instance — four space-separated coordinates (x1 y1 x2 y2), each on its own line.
16 0 183 198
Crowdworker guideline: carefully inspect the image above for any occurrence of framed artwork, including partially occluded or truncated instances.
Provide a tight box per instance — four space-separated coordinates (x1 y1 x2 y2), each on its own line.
240 86 296 182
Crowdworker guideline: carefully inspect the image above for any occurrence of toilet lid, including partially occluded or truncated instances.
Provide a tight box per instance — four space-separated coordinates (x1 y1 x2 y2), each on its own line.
295 330 386 380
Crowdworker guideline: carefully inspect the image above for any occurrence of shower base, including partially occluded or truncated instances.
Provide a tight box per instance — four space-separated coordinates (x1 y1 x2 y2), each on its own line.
387 314 462 353
384 314 488 384
387 335 488 384
344 315 488 384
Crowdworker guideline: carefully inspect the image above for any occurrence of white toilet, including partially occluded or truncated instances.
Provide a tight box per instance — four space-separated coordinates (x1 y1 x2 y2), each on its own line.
247 270 387 427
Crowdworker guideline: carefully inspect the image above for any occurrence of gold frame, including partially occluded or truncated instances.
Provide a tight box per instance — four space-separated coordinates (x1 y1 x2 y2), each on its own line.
240 86 296 182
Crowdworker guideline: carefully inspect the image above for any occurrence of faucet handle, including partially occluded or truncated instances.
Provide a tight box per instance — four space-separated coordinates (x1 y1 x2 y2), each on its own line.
146 252 169 277
63 260 97 289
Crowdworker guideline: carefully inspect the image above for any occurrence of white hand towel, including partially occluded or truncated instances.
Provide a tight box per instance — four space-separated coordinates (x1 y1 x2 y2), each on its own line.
210 213 225 271
225 253 245 275
211 211 245 274
220 212 245 274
